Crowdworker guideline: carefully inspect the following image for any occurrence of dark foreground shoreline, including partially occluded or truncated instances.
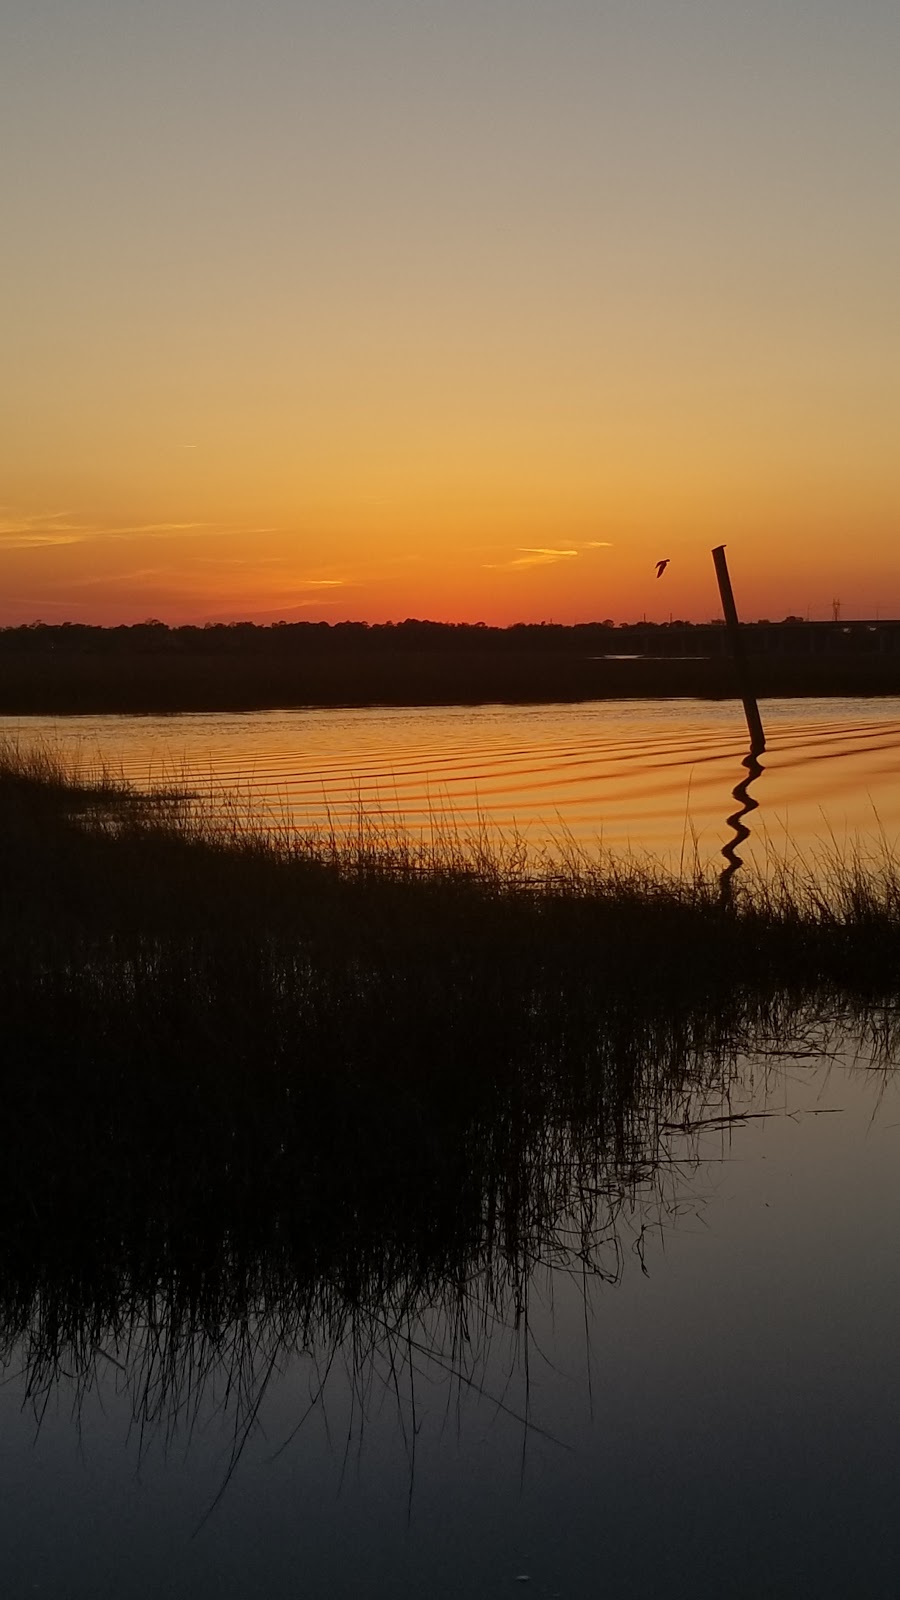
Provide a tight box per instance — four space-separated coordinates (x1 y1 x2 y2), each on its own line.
1 742 897 1261
3 709 898 1596
1 742 899 1545
2 644 900 714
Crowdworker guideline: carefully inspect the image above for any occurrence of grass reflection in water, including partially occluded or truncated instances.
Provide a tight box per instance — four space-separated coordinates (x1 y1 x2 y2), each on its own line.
1 740 898 1511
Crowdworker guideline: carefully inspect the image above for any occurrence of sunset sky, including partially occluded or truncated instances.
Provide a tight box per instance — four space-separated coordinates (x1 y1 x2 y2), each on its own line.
2 0 899 626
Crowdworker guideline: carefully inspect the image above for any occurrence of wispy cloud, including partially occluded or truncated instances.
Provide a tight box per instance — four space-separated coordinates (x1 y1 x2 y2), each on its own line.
0 532 87 550
0 511 85 550
4 596 85 612
483 540 612 572
92 521 210 541
66 568 173 588
0 513 214 551
201 597 347 623
485 548 580 571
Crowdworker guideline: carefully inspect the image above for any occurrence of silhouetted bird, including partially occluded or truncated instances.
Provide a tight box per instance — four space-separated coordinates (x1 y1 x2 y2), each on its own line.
655 559 670 578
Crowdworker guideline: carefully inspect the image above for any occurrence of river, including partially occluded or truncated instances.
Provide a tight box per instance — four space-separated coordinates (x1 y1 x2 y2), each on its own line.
4 695 900 877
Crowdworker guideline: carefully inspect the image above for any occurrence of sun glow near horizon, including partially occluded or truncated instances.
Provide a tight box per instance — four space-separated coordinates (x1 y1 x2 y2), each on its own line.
3 0 899 627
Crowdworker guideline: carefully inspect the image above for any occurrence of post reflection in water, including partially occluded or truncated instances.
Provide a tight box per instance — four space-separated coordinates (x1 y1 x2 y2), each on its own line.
719 746 766 898
8 708 900 1598
4 730 900 1595
5 699 900 875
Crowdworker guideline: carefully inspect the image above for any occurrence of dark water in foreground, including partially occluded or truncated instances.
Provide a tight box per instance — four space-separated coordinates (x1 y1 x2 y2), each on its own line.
3 1028 900 1598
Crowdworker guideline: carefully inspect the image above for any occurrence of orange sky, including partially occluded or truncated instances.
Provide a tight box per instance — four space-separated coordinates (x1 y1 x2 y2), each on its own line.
3 0 899 626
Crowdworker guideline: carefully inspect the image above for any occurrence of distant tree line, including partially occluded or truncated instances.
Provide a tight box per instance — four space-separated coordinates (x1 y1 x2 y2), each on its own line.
1 616 884 657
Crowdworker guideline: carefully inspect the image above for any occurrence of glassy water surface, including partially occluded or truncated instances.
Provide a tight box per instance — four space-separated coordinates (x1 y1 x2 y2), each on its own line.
5 695 900 873
3 1028 900 1598
5 698 900 1595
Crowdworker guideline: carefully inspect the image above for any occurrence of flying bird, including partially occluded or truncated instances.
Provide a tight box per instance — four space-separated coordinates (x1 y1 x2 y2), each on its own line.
655 558 670 579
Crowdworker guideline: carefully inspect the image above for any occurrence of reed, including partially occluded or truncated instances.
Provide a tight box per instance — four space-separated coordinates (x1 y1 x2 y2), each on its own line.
3 735 900 999
2 740 898 1478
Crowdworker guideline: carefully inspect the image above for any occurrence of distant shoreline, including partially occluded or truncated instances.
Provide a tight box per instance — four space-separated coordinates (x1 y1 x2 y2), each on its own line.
1 644 900 715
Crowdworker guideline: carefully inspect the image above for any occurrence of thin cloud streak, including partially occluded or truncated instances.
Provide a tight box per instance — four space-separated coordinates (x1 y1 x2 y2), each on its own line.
201 598 347 623
0 533 88 550
483 540 612 571
0 515 286 551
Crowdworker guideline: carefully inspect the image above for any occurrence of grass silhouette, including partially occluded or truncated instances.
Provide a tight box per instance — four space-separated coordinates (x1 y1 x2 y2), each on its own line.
1 739 898 1476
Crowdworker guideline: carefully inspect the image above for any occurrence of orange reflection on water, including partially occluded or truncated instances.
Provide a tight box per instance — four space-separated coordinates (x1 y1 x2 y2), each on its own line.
6 698 900 877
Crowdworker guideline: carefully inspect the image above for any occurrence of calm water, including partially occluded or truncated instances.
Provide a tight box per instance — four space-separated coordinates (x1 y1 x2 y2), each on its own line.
6 697 900 1596
5 695 900 874
3 1028 900 1598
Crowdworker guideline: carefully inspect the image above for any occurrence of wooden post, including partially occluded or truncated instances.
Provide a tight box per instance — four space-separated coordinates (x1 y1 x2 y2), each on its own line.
712 545 765 753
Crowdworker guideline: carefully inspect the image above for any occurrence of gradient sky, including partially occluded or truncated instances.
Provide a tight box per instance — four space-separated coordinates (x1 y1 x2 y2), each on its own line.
2 0 899 625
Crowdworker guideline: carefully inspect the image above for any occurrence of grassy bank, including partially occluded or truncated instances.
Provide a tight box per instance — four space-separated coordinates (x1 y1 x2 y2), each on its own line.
5 737 900 981
2 744 899 1444
2 741 898 1230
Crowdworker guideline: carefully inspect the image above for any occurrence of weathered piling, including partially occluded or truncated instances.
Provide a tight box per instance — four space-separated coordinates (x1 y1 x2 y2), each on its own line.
712 545 766 753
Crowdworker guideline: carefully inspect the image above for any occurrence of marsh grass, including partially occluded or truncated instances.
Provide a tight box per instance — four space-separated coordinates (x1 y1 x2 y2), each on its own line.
1 739 899 1479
